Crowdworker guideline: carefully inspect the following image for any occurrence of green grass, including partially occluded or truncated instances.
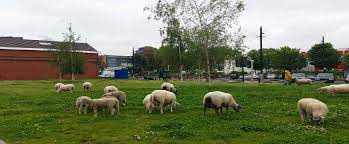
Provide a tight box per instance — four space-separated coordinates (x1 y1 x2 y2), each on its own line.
0 79 348 144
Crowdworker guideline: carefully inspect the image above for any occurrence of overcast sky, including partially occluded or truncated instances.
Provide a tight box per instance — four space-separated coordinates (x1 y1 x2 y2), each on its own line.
0 0 348 55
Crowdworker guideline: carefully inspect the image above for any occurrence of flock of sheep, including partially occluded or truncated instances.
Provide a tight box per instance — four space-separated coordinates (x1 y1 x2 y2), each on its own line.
54 80 348 125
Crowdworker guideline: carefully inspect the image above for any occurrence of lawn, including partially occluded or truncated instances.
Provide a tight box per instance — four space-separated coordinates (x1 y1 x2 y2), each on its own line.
0 79 348 144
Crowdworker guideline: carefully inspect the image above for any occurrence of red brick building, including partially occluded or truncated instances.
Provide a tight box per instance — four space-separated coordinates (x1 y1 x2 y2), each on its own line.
0 37 98 80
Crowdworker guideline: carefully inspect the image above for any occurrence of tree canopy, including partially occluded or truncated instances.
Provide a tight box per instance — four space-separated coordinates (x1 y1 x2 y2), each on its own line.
308 42 340 70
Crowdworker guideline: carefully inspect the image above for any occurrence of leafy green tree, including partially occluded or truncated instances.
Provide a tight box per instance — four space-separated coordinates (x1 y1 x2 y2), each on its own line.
146 0 245 83
134 53 146 75
271 46 306 70
308 43 340 70
247 48 276 71
51 23 84 81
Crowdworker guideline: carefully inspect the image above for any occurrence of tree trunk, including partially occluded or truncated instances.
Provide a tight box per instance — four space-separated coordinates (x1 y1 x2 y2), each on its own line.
205 47 211 86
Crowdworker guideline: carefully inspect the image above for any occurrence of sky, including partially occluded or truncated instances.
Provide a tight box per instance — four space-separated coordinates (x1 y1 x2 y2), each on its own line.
0 0 348 55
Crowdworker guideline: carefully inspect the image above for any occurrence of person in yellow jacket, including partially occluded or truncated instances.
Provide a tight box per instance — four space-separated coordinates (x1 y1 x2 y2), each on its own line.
284 69 293 85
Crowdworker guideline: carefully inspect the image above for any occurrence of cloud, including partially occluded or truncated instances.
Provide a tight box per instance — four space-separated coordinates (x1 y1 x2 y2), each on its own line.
0 0 348 55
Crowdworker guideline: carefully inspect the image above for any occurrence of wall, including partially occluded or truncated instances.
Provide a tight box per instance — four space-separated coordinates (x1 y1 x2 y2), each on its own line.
0 49 98 80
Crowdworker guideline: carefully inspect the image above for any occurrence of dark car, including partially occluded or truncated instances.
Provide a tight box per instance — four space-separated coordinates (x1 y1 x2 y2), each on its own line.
316 73 335 83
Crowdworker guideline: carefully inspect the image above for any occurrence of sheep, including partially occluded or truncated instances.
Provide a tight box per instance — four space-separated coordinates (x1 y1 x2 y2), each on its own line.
57 84 75 93
54 83 64 90
104 86 118 93
103 91 127 107
161 82 177 94
297 98 328 124
83 82 93 92
295 78 312 85
150 90 176 114
203 91 242 115
83 97 120 117
75 96 92 114
143 94 154 113
317 84 349 96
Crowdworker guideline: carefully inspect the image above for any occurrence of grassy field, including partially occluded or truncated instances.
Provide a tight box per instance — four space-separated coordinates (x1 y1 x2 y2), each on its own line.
0 79 348 144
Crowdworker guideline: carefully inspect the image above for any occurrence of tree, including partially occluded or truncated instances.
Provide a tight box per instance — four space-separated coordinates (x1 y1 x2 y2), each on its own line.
271 46 307 70
134 52 146 75
341 54 349 69
51 23 85 81
247 48 275 71
146 0 245 83
308 42 340 70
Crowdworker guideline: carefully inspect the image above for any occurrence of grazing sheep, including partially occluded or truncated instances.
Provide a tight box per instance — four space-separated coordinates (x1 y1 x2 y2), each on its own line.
150 90 176 114
75 96 92 114
0 139 5 144
54 83 64 90
143 94 154 113
57 84 75 93
103 91 127 107
296 78 312 85
297 98 328 124
84 97 120 117
203 91 242 115
317 84 349 96
83 82 93 92
104 86 118 93
161 82 177 94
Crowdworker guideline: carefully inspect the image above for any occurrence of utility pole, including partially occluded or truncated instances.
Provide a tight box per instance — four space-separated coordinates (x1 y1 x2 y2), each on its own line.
322 36 325 45
132 47 135 78
259 26 264 83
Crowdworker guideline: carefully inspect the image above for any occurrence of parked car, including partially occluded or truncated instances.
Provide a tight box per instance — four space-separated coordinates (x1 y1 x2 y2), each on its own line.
99 73 113 78
267 74 276 79
315 73 335 82
292 73 306 79
307 74 316 80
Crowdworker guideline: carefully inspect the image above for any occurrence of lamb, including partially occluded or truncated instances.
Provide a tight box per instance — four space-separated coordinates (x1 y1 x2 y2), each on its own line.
55 83 64 90
150 90 177 114
83 82 93 92
104 86 118 93
297 98 328 124
83 97 120 117
203 91 242 115
75 96 92 114
295 78 312 85
57 84 75 93
160 82 177 94
317 84 349 96
103 91 127 107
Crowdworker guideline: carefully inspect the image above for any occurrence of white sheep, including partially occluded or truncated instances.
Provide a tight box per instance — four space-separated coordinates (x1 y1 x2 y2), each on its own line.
317 84 349 96
161 82 177 94
203 91 242 115
297 98 328 124
103 91 127 107
83 82 93 92
54 83 64 90
104 86 118 93
83 97 120 117
143 94 154 113
150 90 176 114
75 96 92 114
56 84 75 93
295 78 312 85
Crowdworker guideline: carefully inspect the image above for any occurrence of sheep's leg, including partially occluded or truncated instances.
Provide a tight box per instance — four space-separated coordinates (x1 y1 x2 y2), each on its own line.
214 108 219 114
204 106 207 115
220 107 223 113
94 108 98 117
78 105 83 114
226 107 229 112
299 109 306 121
84 105 88 114
111 108 115 115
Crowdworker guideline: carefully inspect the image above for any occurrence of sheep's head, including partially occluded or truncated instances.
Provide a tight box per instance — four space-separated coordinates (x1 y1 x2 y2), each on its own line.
233 105 243 112
312 116 325 124
171 88 178 94
317 87 327 93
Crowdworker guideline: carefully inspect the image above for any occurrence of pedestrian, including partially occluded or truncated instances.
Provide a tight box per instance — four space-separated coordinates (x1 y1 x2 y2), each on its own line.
284 69 293 85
